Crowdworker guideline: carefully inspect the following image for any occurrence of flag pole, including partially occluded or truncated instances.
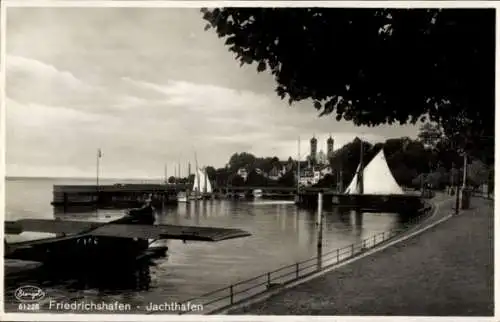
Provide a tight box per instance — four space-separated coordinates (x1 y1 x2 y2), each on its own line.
96 149 100 189
96 148 101 214
297 136 300 194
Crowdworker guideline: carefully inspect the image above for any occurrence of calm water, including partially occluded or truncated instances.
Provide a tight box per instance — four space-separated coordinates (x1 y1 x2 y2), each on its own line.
4 177 405 313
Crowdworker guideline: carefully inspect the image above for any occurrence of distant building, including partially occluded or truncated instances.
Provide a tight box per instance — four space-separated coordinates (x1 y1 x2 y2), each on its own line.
299 169 315 186
327 135 334 158
237 168 248 181
319 165 333 176
313 170 321 184
279 161 294 175
268 166 281 181
310 135 318 165
318 150 327 165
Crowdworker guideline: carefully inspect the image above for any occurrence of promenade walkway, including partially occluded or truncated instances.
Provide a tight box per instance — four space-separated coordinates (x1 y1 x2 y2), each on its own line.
230 196 494 316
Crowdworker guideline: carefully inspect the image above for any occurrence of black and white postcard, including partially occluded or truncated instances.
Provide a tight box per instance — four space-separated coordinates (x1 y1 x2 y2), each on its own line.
1 1 495 320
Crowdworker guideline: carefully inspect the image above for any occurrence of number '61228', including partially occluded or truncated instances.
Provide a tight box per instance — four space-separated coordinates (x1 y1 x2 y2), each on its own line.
18 303 40 311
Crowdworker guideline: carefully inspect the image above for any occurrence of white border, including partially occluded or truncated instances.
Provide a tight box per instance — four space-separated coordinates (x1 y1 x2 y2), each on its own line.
1 1 498 322
0 0 7 317
0 1 499 8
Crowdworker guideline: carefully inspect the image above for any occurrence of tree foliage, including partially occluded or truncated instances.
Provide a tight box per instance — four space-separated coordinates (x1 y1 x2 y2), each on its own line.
205 166 217 181
201 8 494 160
417 122 443 149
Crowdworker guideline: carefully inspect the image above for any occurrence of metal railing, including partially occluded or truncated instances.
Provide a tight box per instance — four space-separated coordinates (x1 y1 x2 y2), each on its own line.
169 204 433 315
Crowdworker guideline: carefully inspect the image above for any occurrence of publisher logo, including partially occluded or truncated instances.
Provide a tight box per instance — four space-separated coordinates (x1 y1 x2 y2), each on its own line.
14 285 45 303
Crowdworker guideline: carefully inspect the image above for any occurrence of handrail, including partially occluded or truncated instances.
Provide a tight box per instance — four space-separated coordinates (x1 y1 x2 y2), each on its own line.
173 203 434 315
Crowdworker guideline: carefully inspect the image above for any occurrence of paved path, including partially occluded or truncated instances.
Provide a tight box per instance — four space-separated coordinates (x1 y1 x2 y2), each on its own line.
229 196 494 316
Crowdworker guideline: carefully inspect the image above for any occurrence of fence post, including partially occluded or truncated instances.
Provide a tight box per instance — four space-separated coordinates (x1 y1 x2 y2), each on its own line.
296 263 299 278
230 285 234 305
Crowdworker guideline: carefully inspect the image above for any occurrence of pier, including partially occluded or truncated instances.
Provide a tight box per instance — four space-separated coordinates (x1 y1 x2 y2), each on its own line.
51 183 188 208
294 191 423 215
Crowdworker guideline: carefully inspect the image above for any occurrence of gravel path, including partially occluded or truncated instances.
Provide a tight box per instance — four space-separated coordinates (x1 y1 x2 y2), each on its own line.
229 197 494 316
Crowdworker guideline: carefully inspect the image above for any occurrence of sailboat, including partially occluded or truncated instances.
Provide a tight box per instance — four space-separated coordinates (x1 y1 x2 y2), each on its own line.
344 148 404 195
190 168 213 200
178 167 213 202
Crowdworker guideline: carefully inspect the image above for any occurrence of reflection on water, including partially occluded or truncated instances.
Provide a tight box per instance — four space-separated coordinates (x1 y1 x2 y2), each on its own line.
8 261 153 294
5 178 405 311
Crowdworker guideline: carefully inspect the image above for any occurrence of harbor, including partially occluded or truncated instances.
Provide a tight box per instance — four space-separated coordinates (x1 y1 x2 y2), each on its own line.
5 176 418 313
5 133 479 315
4 5 493 318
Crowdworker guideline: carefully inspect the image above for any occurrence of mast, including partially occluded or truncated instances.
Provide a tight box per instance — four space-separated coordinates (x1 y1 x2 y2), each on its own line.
96 148 101 190
96 148 101 207
358 139 364 194
297 136 300 194
339 163 343 193
195 152 200 197
164 163 167 184
204 166 208 194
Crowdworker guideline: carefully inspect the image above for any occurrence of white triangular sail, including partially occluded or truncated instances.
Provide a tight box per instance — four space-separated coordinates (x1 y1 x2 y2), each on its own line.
199 168 213 193
344 164 361 194
192 168 212 194
192 169 201 193
344 149 404 195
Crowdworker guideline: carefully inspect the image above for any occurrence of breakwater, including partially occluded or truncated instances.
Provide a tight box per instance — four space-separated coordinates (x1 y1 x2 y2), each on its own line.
51 183 186 208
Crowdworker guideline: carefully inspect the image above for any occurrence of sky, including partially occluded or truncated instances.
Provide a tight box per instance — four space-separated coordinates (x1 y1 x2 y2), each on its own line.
5 7 422 179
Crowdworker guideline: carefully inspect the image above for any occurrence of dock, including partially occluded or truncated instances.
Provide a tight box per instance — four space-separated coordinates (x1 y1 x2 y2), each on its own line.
51 183 188 208
295 189 424 215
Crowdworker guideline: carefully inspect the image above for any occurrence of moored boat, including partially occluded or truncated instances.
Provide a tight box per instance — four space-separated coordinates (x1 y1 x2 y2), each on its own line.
253 189 263 198
177 191 188 202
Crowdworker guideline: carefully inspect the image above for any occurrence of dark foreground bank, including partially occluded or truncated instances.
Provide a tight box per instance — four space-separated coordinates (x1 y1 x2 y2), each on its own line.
230 197 494 316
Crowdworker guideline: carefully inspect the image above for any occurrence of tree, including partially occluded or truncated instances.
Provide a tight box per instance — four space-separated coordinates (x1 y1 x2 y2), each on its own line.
201 8 494 163
228 152 256 171
167 176 176 184
315 173 336 188
467 159 489 187
205 166 217 182
246 169 268 186
230 175 245 186
418 122 443 149
215 168 230 187
277 170 296 187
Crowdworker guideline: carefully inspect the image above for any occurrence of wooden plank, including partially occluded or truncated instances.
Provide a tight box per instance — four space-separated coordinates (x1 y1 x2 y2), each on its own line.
5 219 102 235
90 224 251 242
5 219 251 242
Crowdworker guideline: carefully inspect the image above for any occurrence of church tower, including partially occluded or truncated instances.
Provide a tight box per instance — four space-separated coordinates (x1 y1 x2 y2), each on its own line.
310 135 318 165
327 134 334 158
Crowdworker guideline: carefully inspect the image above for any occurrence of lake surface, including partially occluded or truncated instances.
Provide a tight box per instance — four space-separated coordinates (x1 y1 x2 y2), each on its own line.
4 177 407 313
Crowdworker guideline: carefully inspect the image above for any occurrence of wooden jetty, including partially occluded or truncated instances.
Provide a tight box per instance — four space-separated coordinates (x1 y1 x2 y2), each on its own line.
51 183 188 208
5 205 251 268
295 190 423 214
